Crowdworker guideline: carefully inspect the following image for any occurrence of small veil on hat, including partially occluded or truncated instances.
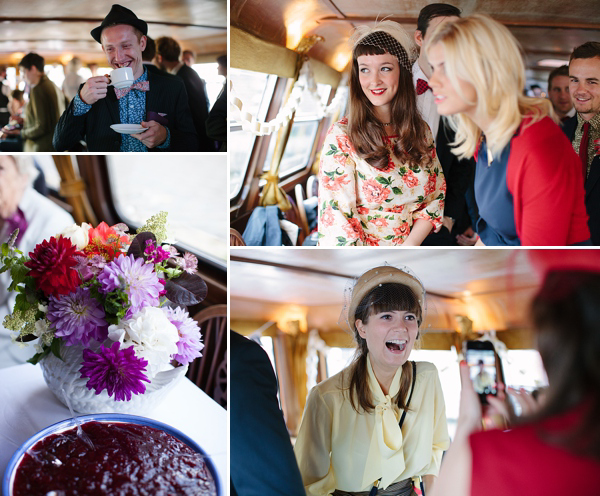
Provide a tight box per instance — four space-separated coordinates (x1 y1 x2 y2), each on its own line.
349 20 417 73
343 265 426 331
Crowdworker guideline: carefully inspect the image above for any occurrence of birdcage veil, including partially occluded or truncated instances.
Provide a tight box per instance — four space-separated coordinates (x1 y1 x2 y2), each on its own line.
338 263 427 335
349 20 417 73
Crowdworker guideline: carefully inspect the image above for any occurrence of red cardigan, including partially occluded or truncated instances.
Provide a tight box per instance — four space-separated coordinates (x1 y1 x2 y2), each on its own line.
470 406 600 495
506 116 590 245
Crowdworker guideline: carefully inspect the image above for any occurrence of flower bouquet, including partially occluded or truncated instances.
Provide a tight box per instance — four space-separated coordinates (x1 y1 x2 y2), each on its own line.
0 212 208 414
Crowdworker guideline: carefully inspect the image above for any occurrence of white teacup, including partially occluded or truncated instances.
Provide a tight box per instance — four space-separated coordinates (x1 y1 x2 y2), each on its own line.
109 67 134 89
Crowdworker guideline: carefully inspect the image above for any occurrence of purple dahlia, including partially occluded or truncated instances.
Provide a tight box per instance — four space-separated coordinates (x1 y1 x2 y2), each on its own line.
47 287 108 346
164 306 204 365
97 254 163 315
80 341 150 401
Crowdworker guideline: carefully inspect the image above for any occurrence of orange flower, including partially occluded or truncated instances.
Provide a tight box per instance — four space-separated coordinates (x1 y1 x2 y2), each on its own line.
84 222 129 261
336 135 354 154
343 217 365 241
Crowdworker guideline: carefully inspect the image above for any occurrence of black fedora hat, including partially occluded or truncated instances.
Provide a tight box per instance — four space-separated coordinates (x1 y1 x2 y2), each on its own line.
91 4 148 43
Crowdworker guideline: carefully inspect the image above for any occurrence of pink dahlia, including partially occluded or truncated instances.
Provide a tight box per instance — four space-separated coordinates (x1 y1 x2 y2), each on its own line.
164 306 204 365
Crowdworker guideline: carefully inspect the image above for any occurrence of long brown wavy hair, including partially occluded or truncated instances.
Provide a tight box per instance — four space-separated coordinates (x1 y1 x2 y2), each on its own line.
347 42 432 171
526 270 600 458
345 283 422 413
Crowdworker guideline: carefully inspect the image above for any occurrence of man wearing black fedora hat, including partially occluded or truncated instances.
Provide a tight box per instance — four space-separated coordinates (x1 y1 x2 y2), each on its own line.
53 4 198 152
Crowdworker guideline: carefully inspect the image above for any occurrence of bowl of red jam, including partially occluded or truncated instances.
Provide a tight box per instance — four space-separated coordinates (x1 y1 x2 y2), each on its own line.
3 413 221 496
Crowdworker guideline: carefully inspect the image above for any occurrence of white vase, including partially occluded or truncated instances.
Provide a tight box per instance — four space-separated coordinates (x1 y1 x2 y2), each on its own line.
39 341 188 415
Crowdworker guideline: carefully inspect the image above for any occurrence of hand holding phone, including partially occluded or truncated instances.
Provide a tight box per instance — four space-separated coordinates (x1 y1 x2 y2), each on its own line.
464 340 498 404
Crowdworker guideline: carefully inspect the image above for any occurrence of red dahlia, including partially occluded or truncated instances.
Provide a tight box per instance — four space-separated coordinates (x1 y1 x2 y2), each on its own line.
25 236 83 298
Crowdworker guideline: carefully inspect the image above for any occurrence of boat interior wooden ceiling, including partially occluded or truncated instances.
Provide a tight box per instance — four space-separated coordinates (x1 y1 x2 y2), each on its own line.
230 249 544 334
231 0 600 82
0 0 227 66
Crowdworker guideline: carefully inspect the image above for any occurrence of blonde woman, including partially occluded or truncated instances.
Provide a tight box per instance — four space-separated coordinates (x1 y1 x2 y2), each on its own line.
426 14 590 246
295 266 449 495
317 22 446 246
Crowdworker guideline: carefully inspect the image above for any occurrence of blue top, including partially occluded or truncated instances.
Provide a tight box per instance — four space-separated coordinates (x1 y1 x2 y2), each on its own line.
475 135 520 246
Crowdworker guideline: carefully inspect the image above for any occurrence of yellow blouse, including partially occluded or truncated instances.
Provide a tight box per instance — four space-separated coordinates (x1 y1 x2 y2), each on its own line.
294 358 450 495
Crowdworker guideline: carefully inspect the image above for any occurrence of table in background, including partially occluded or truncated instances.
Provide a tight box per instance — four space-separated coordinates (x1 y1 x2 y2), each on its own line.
0 364 227 489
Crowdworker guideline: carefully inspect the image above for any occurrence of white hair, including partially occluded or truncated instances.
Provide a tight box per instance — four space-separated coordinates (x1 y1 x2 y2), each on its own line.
11 156 39 185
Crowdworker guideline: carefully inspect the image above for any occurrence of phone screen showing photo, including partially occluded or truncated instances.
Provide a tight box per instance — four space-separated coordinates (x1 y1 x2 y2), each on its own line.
466 349 497 401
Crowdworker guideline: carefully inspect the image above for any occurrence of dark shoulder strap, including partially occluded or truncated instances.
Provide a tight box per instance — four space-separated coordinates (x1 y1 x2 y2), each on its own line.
398 361 417 429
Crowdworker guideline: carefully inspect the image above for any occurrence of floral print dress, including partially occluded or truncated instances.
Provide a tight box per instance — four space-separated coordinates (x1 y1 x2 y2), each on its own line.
318 118 446 246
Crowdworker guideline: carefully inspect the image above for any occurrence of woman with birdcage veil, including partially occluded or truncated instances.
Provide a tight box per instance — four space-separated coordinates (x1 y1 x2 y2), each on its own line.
317 21 446 247
294 265 450 496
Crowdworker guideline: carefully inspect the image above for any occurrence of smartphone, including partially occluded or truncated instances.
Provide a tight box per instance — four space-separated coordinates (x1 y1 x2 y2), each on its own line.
464 340 498 404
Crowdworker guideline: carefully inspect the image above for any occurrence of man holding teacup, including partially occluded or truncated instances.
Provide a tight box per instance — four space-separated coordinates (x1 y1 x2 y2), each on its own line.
53 4 198 152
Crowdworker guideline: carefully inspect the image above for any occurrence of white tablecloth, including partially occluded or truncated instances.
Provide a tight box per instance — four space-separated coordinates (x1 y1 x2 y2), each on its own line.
0 363 227 491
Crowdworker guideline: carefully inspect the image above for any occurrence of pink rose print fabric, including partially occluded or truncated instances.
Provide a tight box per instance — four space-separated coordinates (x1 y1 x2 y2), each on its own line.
317 120 446 246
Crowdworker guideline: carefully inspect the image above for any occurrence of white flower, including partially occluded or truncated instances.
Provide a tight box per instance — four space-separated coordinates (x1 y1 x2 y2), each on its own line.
38 303 48 313
60 223 92 250
108 306 179 377
34 319 50 337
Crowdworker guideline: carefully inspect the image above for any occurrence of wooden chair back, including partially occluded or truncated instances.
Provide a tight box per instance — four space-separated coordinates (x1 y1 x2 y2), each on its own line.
186 304 228 408
230 228 246 246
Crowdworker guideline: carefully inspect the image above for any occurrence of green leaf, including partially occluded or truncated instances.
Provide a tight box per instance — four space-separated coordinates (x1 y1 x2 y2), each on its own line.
375 176 391 186
27 348 51 365
357 171 366 180
1 243 8 257
51 338 63 361
384 235 395 240
392 187 402 195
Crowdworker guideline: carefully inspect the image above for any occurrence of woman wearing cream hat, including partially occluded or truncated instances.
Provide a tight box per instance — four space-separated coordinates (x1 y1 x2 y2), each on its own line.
294 265 450 495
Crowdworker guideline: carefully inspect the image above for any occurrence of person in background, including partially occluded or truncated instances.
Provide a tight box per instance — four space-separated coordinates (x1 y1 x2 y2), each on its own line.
562 42 600 245
8 89 25 119
427 15 590 246
317 21 445 246
53 4 198 152
412 3 473 246
141 36 163 75
206 54 227 151
0 156 74 368
156 36 214 151
182 49 195 67
430 257 600 496
547 65 574 124
230 331 305 495
0 65 10 127
62 57 85 102
2 53 66 152
530 84 543 97
295 266 449 495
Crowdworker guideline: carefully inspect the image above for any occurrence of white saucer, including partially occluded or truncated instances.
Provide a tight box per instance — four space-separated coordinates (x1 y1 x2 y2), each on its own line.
110 124 146 135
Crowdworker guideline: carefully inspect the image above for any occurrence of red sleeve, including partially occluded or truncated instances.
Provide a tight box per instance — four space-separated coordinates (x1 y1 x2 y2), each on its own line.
507 117 589 246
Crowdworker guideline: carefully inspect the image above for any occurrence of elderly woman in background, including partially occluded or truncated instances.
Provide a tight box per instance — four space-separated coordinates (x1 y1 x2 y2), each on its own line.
0 156 74 367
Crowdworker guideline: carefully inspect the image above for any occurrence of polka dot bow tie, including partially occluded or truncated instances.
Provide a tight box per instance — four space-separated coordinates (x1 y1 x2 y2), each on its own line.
115 81 150 99
416 78 431 95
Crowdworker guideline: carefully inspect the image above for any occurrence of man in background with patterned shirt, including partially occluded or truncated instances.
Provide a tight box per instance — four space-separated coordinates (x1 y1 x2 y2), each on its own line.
562 42 600 244
53 4 197 152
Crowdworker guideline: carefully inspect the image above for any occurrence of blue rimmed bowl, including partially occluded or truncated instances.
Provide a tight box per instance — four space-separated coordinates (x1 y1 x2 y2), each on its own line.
3 413 221 496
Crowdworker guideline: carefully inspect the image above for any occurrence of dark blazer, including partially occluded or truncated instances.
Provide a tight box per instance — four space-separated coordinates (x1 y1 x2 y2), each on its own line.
206 85 226 152
53 70 198 152
562 116 600 244
175 64 214 152
230 331 305 496
422 117 473 245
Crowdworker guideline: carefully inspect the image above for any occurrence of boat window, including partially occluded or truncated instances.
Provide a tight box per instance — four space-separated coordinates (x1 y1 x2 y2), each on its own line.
107 156 228 265
229 68 278 197
34 156 63 191
190 62 226 108
262 83 332 177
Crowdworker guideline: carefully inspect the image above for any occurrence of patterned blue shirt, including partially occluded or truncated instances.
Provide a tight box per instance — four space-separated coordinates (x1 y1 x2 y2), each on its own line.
72 68 170 152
